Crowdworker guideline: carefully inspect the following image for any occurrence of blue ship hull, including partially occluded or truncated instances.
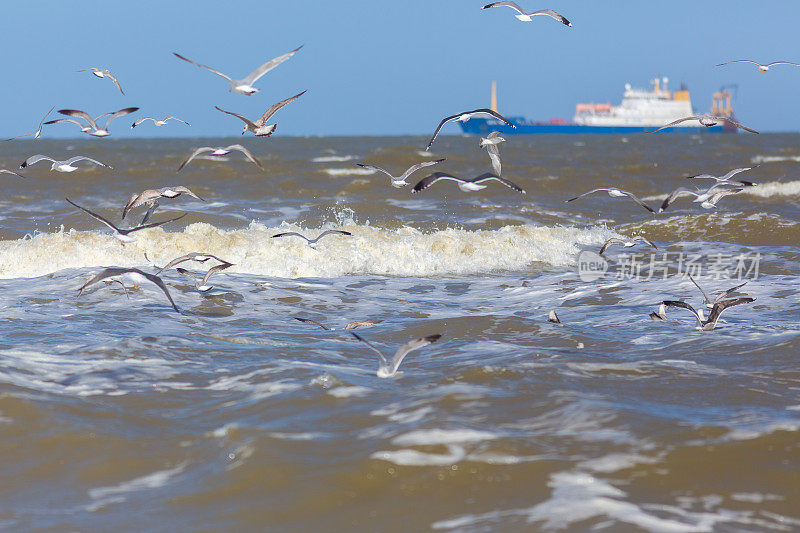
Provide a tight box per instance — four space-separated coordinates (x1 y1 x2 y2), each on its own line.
459 117 726 135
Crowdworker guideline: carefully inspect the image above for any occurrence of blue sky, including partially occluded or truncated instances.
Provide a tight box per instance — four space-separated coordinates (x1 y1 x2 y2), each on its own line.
2 0 799 138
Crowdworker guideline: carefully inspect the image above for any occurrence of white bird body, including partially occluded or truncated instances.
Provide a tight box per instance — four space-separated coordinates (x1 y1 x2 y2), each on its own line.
20 155 110 173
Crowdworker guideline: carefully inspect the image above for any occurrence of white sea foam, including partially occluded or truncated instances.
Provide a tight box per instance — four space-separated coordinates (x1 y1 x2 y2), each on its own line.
750 154 800 164
740 180 800 198
0 222 617 279
391 428 499 446
311 154 358 162
321 167 375 176
87 463 186 511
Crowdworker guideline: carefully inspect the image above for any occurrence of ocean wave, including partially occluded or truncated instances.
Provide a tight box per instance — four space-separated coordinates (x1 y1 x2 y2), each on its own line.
0 222 617 279
321 167 375 176
750 154 800 164
311 155 358 162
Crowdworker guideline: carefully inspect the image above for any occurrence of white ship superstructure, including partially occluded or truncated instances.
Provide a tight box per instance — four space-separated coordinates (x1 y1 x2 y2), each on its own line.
573 77 696 128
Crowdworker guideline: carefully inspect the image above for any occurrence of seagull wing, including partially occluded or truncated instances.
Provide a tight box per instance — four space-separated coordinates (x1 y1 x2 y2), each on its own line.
485 144 502 175
646 116 699 134
20 155 55 168
0 169 26 179
385 334 442 377
712 281 748 305
662 300 703 322
64 156 109 168
307 230 352 244
170 186 205 202
688 274 712 306
400 158 446 180
173 52 233 83
294 317 332 330
344 319 383 330
723 117 759 134
131 117 156 128
164 117 190 126
177 147 214 172
155 254 196 275
66 197 121 233
226 144 263 169
272 232 310 243
531 9 572 26
704 297 755 327
356 163 394 180
716 59 760 67
426 114 461 151
411 172 462 193
200 261 233 287
471 173 526 193
659 187 699 212
619 190 655 213
102 107 139 130
240 45 303 85
565 188 609 202
706 188 743 205
633 235 658 249
104 71 125 95
254 90 306 126
123 189 161 219
766 61 800 68
720 167 752 181
599 238 625 255
126 213 187 234
350 332 389 371
214 106 258 128
58 109 98 130
481 1 526 15
44 118 91 131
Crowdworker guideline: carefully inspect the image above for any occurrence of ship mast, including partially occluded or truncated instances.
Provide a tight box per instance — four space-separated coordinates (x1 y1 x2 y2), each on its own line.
490 81 498 112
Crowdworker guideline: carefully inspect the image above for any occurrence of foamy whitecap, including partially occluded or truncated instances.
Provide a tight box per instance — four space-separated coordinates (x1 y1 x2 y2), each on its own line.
311 155 358 162
322 167 375 176
0 222 617 279
750 154 800 164
740 180 800 198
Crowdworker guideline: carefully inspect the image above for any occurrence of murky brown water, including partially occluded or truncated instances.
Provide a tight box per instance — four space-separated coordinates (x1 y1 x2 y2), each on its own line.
0 133 798 531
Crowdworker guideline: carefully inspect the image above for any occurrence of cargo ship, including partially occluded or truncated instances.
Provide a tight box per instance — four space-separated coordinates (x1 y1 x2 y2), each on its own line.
459 78 737 135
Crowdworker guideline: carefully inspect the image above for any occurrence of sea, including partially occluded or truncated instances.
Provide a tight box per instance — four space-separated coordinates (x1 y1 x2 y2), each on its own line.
0 133 798 531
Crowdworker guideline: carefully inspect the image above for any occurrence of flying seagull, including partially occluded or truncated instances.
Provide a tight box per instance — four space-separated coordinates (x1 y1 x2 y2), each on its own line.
687 274 748 309
20 154 111 172
1 169 26 179
426 108 515 150
350 332 442 378
66 198 185 244
153 252 232 276
659 187 743 212
271 230 352 247
173 45 303 95
479 131 505 175
122 186 205 224
77 267 179 312
48 107 139 137
566 188 654 213
176 261 233 292
411 171 525 193
3 106 55 141
685 167 757 187
661 298 755 331
599 235 657 255
177 144 262 172
77 67 125 94
716 59 800 73
214 90 306 136
131 116 190 129
481 2 572 26
646 114 758 134
293 317 383 331
355 159 446 188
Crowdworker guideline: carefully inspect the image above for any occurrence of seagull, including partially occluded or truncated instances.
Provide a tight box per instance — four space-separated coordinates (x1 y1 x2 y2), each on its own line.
480 131 505 175
659 187 742 212
687 274 748 310
426 108 515 150
177 144 262 172
77 67 125 94
547 310 561 323
646 114 758 134
1 169 26 179
3 106 55 141
66 198 185 244
173 45 302 95
686 167 757 187
153 252 232 276
20 155 111 172
566 188 654 213
481 2 572 25
77 267 179 312
215 90 307 137
355 159 446 188
49 107 139 137
271 230 352 247
649 303 668 321
43 118 93 134
293 317 383 331
176 262 233 293
661 298 755 331
122 186 205 225
716 59 800 73
350 332 442 378
131 116 190 129
411 172 525 193
599 235 657 255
